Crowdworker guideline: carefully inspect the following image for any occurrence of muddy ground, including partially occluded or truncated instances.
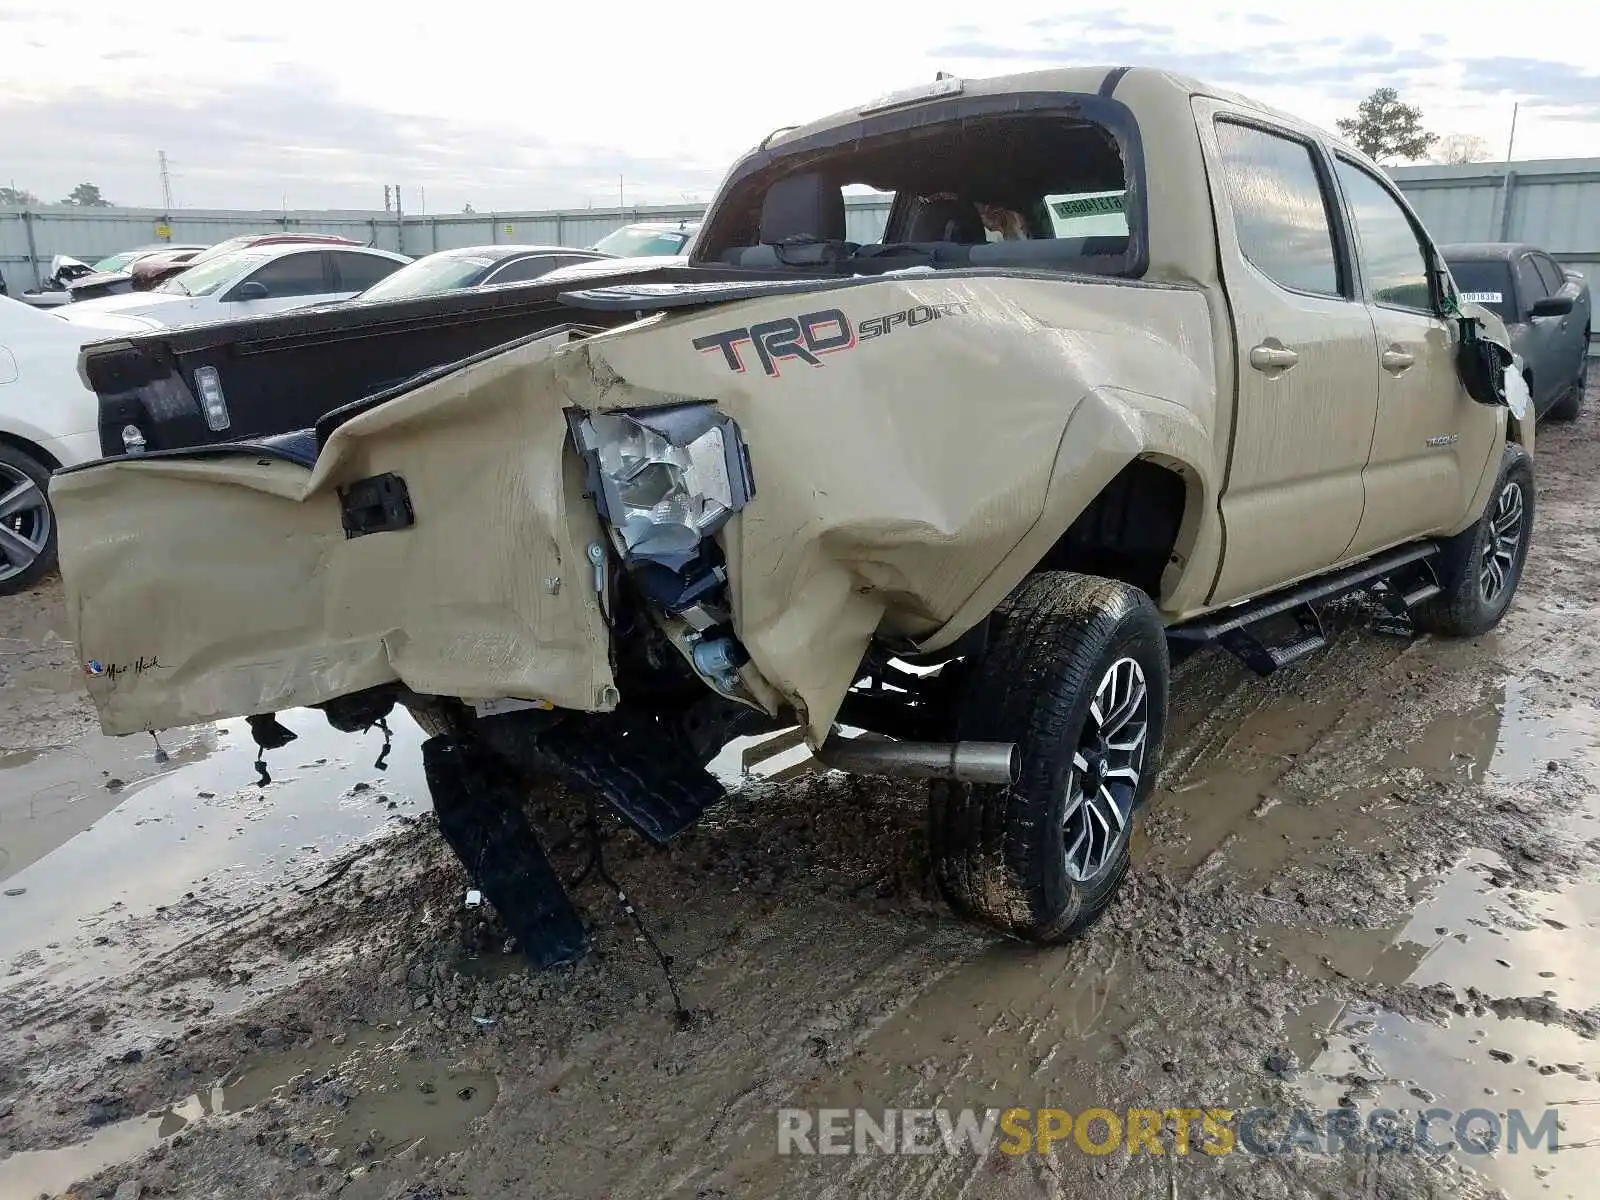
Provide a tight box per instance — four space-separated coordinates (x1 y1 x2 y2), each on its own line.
2 386 1598 1200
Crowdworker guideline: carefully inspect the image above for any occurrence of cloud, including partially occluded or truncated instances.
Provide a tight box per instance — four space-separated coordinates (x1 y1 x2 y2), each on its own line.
932 14 1600 121
933 24 1444 99
0 68 729 210
1458 57 1600 116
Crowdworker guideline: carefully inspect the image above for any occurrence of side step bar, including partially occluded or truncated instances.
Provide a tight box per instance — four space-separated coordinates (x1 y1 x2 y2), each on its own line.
1169 542 1442 677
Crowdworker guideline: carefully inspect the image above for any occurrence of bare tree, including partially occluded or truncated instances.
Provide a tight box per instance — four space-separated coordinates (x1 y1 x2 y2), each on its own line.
1433 133 1492 165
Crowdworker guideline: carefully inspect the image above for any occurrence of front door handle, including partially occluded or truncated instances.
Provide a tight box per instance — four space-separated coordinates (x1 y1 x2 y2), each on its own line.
1381 347 1415 374
1249 341 1299 374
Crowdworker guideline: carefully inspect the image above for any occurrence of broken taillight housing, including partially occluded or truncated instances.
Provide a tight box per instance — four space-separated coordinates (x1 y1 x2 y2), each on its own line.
569 402 755 573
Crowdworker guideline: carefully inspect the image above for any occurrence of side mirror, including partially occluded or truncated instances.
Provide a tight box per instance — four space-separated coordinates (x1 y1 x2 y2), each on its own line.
1454 315 1517 409
1528 292 1574 319
233 281 269 301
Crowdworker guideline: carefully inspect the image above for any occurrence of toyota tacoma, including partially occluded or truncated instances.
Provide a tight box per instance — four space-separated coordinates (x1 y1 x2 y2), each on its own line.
51 66 1534 967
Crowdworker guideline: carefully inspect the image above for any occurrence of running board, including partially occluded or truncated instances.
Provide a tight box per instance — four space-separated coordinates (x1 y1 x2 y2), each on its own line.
1170 542 1441 676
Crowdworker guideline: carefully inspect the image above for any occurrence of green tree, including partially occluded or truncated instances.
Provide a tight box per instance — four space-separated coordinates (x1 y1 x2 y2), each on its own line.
60 182 112 207
1336 88 1439 164
0 186 40 206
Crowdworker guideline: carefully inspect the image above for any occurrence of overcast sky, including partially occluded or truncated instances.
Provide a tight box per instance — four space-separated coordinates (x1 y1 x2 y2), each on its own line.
1 0 1596 213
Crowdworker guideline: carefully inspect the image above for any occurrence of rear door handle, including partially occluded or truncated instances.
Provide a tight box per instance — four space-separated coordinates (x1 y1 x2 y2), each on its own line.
1381 348 1415 374
1249 342 1299 374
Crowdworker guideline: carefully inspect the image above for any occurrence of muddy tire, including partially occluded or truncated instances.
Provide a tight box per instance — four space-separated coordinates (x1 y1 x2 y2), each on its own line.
1546 350 1587 422
928 572 1168 943
0 444 57 596
1413 443 1534 638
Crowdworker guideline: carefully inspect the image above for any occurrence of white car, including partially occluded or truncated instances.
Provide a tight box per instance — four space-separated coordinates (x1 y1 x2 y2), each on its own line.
0 298 158 593
56 244 411 332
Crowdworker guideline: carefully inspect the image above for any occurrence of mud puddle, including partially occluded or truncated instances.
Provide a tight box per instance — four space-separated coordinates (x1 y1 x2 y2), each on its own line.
0 1022 496 1200
0 724 220 885
0 708 429 996
1286 688 1600 1200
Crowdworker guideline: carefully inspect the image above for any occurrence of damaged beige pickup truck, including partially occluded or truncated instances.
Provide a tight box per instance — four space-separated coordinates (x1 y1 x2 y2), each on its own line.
52 66 1534 969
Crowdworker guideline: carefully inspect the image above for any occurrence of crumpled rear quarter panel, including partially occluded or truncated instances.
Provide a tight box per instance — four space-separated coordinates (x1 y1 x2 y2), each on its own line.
580 273 1217 738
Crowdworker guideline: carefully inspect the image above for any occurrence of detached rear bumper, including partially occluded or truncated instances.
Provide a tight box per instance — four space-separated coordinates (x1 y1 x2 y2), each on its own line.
52 331 617 736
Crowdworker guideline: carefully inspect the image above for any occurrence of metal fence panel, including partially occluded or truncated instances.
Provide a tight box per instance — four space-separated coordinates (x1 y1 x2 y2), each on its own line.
4 162 1598 344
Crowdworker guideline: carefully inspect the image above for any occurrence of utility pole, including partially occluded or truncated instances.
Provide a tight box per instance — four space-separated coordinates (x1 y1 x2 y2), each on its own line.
394 183 405 255
1505 102 1519 162
158 150 174 211
618 174 624 215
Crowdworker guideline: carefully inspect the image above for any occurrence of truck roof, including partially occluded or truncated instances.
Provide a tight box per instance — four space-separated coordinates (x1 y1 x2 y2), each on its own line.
760 65 1332 156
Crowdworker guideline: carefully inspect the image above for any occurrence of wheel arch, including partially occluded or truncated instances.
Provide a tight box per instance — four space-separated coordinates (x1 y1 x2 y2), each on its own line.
0 430 62 472
914 386 1218 655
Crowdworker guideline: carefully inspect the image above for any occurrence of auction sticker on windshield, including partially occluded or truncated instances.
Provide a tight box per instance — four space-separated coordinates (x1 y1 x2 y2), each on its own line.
1460 292 1503 304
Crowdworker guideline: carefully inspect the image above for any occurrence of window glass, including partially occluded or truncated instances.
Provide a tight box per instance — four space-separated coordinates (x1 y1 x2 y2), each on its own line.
237 252 327 299
484 255 560 285
591 226 688 256
1514 256 1548 310
1214 121 1340 296
1445 259 1514 320
331 252 402 291
1333 159 1433 312
1532 254 1566 296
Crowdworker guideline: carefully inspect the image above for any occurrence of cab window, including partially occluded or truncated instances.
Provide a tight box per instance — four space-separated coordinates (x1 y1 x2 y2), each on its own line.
1213 119 1342 298
1333 159 1434 313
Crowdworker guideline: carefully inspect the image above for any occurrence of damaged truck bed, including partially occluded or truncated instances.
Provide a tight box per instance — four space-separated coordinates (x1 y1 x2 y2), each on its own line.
53 66 1533 970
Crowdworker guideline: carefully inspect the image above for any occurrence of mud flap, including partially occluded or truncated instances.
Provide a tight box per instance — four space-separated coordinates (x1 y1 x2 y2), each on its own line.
421 734 590 970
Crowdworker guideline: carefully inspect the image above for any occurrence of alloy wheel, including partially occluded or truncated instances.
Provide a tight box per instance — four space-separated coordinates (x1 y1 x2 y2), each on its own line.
1063 656 1149 884
0 463 50 584
1478 479 1525 604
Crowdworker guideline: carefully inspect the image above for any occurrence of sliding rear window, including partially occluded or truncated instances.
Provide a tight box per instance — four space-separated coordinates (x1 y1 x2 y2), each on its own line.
697 91 1146 279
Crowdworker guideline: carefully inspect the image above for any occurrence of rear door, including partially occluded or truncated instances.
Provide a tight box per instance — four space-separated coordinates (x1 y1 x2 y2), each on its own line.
1530 251 1588 401
1333 156 1500 556
1196 103 1381 605
1512 252 1564 412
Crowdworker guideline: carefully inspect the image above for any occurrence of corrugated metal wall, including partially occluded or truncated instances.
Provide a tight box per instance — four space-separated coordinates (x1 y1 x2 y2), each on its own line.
1392 158 1600 304
4 160 1596 311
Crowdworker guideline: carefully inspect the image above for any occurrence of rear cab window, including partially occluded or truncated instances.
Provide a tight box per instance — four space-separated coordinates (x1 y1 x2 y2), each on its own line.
696 88 1146 279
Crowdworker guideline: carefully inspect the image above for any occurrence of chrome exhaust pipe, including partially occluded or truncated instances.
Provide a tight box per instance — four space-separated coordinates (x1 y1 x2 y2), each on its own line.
814 734 1019 785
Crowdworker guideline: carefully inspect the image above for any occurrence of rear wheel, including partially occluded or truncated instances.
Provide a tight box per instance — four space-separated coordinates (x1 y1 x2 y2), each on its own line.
0 445 56 596
1413 443 1534 637
928 573 1168 942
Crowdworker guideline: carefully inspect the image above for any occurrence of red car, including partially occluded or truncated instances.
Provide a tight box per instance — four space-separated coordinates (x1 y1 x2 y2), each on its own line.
130 232 364 291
